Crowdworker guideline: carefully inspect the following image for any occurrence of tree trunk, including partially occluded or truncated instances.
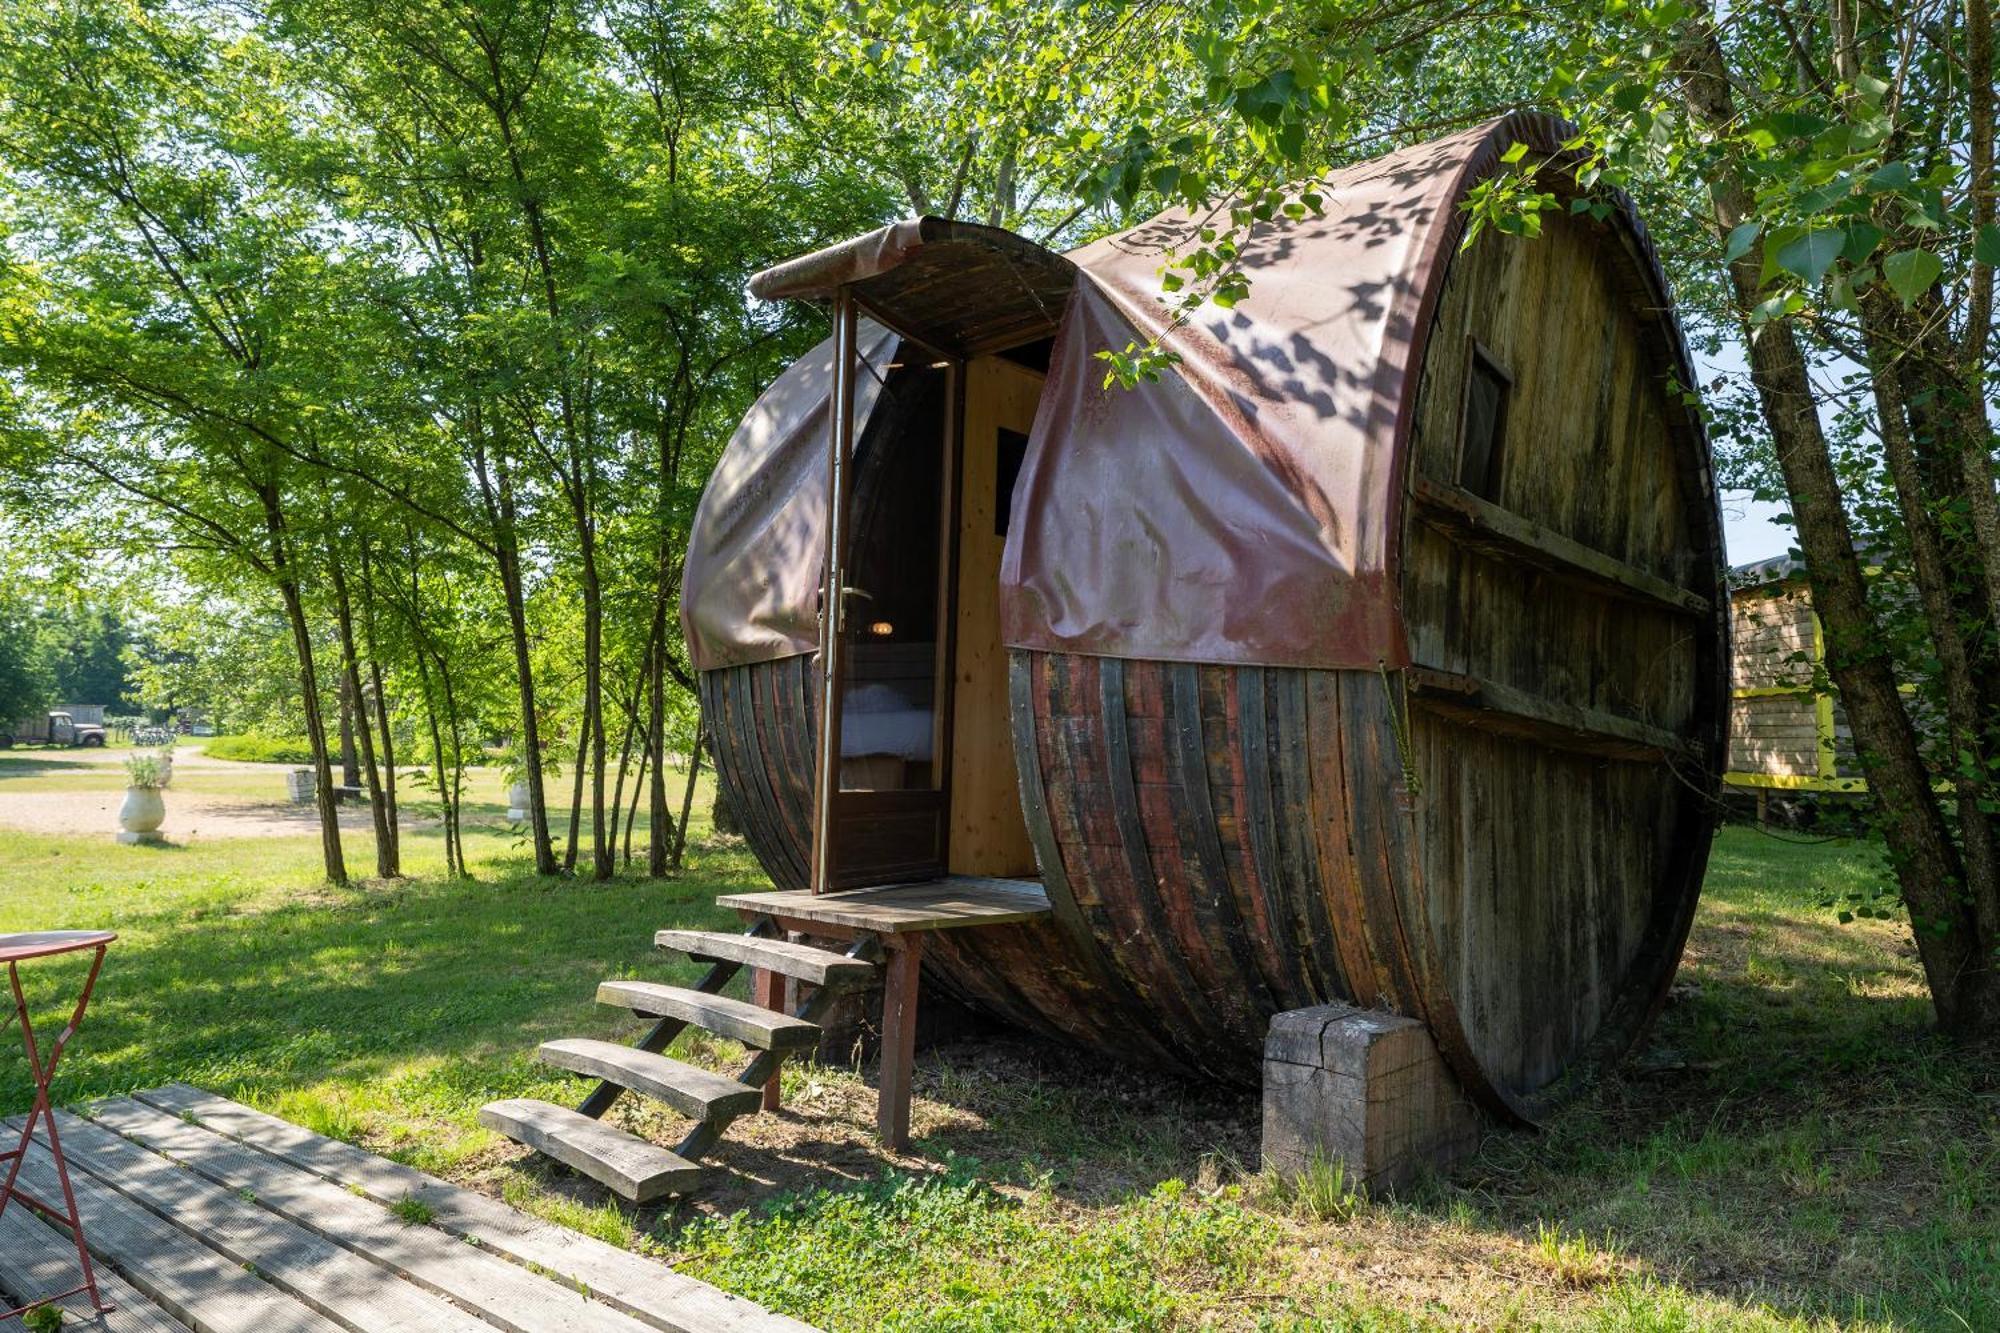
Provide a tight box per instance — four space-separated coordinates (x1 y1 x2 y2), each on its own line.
1678 10 1986 1031
670 730 703 871
414 644 458 880
581 531 611 882
327 535 396 878
495 541 557 875
337 670 360 790
259 484 345 885
358 544 401 871
563 712 588 874
647 570 672 877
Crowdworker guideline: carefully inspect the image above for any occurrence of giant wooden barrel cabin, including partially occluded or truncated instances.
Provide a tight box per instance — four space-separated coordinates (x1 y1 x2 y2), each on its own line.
682 113 1728 1122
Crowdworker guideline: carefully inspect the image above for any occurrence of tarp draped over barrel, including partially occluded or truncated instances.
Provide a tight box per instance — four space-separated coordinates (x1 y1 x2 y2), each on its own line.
683 114 1602 672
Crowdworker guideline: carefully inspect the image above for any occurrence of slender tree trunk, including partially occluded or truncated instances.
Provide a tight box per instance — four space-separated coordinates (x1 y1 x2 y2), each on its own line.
564 714 588 874
581 534 610 882
414 644 458 880
338 671 360 790
647 576 671 877
327 535 396 878
670 729 702 872
623 729 646 866
1678 10 1987 1031
438 646 469 879
475 429 557 876
358 545 401 870
607 703 639 861
259 484 345 885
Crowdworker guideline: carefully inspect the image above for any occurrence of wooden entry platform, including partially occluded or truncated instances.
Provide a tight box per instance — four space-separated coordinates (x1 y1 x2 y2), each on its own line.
0 1083 814 1333
715 877 1050 1149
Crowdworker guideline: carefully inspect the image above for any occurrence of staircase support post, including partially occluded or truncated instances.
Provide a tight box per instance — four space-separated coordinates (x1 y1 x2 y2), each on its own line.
877 935 923 1152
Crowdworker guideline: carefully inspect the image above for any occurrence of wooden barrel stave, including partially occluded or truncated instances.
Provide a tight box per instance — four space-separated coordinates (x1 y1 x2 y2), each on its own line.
701 645 1711 1115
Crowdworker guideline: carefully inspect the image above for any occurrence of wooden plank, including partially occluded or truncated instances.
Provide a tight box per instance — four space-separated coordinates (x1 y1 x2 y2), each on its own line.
77 1098 660 1333
594 982 822 1050
3 1120 340 1333
1410 474 1709 615
477 1101 701 1203
131 1087 816 1333
1405 665 1700 762
44 1110 492 1333
0 1204 189 1333
948 355 1042 877
655 930 878 988
876 936 924 1151
715 875 1052 934
538 1040 763 1122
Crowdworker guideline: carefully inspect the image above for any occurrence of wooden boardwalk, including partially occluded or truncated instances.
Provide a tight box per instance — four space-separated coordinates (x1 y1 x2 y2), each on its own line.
0 1084 817 1333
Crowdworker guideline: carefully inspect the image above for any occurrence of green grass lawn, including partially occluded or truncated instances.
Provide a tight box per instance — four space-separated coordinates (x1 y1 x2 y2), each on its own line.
0 806 1991 1331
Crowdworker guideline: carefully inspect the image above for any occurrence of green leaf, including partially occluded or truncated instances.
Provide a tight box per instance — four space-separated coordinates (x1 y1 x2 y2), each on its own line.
1722 220 1761 263
1499 140 1528 164
1840 223 1882 264
1774 228 1844 286
1976 225 2000 267
1866 161 1914 193
1881 248 1942 306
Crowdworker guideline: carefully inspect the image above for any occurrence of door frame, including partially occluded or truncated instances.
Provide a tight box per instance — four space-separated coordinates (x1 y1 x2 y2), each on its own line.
808 289 965 895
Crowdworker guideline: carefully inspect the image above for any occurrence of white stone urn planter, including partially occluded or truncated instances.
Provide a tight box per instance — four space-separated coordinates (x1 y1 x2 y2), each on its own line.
507 781 533 822
117 786 166 845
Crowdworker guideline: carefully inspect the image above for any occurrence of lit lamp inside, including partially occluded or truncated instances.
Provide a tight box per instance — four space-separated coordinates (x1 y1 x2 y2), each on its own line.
868 620 895 637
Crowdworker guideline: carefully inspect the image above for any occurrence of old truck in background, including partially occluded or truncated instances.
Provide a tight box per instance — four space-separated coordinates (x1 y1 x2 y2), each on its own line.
1 710 108 748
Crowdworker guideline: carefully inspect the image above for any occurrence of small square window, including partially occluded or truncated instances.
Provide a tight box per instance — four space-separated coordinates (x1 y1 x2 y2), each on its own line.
1458 343 1511 500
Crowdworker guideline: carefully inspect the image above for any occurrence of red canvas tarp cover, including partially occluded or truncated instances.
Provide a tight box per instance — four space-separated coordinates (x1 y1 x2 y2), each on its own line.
684 114 1627 672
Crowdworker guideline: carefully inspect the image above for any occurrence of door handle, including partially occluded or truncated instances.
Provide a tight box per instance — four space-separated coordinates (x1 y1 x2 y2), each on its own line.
837 586 872 633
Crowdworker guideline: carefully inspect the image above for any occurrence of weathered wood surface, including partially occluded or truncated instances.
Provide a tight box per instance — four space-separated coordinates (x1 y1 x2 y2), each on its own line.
654 930 879 988
539 1039 764 1121
1403 665 1702 762
716 876 1052 934
478 1100 703 1202
596 981 823 1049
948 355 1042 878
698 195 1724 1122
134 1085 815 1333
81 1097 660 1333
1262 1004 1483 1191
0 1203 188 1333
1409 474 1710 616
46 1110 493 1333
4 1117 341 1333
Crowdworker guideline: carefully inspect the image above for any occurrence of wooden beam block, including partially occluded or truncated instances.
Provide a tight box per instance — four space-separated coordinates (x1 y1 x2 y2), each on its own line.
476 1100 702 1203
1262 1005 1484 1193
1410 474 1710 616
1405 666 1700 763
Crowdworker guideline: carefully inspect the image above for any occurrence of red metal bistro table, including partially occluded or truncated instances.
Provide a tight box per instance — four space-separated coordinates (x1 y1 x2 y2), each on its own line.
0 930 116 1319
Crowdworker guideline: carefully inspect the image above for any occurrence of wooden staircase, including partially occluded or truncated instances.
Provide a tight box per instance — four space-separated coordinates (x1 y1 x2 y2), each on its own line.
479 921 881 1202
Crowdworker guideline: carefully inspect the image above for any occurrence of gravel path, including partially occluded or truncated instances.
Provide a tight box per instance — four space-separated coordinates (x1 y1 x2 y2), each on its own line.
0 744 416 840
0 790 385 839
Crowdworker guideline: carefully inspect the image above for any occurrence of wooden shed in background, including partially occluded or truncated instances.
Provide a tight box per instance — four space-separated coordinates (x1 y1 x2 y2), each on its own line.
683 113 1729 1123
1725 555 1863 798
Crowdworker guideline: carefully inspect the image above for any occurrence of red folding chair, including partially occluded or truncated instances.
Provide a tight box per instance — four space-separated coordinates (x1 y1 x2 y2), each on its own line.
1 930 116 1319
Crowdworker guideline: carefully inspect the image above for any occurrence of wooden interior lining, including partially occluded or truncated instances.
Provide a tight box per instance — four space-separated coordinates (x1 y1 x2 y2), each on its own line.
949 356 1042 876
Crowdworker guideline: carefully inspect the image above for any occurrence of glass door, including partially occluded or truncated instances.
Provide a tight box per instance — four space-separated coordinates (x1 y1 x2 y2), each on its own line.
812 295 955 892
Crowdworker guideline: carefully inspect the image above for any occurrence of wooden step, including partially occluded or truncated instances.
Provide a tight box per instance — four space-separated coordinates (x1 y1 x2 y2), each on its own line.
477 1099 702 1202
538 1038 764 1121
655 930 879 989
597 981 822 1050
